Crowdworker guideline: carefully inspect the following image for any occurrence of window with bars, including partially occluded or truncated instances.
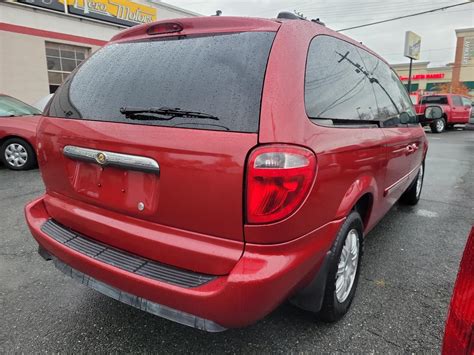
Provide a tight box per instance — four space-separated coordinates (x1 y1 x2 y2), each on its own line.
45 42 90 93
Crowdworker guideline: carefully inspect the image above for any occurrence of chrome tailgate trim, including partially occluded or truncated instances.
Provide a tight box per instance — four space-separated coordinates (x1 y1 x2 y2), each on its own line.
63 145 160 174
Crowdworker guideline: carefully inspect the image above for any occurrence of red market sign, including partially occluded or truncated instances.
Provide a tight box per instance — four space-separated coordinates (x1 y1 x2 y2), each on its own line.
399 73 445 81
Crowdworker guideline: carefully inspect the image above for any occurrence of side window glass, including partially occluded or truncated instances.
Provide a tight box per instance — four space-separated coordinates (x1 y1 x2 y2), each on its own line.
421 96 448 105
452 96 463 106
305 36 378 121
357 48 417 125
354 50 399 122
461 97 472 106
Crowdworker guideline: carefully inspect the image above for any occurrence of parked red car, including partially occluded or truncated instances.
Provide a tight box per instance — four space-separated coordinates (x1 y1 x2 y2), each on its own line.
0 94 42 170
25 15 430 331
415 93 472 133
443 227 474 354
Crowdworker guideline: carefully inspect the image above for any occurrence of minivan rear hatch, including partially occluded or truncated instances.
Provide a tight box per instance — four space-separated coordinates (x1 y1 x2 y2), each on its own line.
38 19 278 274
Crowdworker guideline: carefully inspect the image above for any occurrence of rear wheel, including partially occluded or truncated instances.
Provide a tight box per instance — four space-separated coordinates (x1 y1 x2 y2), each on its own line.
430 117 446 133
400 164 424 205
318 211 364 322
0 138 36 170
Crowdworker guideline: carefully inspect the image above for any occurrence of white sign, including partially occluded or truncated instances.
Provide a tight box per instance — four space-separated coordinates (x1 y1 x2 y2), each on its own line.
463 37 473 64
404 31 421 60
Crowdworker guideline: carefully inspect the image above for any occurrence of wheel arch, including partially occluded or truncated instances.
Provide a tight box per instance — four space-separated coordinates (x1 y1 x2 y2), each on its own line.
289 179 375 313
0 135 35 150
352 193 373 230
335 175 377 231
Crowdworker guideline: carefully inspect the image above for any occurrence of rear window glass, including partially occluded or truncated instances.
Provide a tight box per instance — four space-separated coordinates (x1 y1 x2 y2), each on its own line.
420 96 448 105
47 32 276 133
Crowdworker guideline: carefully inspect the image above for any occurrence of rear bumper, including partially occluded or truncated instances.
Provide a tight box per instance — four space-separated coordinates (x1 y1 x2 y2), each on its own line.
25 195 343 329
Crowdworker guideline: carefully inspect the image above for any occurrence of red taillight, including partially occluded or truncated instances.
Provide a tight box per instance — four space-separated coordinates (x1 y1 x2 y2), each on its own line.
246 145 316 224
147 22 183 35
443 227 474 354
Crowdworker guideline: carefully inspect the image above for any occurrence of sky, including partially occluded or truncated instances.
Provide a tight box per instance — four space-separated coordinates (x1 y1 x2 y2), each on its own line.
169 0 474 67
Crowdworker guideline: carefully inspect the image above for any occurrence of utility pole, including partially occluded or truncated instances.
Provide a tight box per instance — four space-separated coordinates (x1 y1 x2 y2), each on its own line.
407 58 413 94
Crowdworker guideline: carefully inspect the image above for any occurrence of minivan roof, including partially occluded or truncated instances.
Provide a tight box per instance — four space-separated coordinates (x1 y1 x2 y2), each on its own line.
109 16 387 65
110 16 281 43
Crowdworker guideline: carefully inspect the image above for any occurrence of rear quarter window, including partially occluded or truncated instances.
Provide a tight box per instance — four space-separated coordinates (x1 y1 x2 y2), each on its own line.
420 96 448 105
461 97 472 106
47 32 276 133
304 35 415 125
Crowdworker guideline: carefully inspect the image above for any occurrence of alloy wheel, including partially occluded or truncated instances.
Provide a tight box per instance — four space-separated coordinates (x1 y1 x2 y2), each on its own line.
436 119 445 132
335 229 360 303
416 165 424 198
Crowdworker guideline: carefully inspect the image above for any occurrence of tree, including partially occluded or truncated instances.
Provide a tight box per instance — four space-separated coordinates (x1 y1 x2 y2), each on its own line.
432 82 470 95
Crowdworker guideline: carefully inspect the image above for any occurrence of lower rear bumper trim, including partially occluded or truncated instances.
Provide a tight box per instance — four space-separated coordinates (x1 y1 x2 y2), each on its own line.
51 255 227 332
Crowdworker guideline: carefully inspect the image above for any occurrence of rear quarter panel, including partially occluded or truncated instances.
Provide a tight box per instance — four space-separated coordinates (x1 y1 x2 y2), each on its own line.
0 115 39 148
247 22 388 244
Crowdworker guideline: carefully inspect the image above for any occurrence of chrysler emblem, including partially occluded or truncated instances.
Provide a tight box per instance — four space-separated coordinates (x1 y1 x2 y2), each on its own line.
95 152 107 165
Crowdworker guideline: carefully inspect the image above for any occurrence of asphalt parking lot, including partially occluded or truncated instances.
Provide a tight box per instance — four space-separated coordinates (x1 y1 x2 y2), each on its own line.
1 129 473 353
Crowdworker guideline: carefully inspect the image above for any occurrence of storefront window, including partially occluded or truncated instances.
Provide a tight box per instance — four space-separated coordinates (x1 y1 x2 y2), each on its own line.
45 42 89 93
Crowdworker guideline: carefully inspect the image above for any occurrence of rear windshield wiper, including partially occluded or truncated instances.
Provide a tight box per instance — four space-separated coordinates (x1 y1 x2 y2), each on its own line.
120 107 219 121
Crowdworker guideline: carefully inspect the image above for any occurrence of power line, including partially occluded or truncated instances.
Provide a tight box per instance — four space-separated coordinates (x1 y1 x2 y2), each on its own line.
298 1 454 17
380 47 456 56
328 8 470 24
337 1 473 32
297 0 451 13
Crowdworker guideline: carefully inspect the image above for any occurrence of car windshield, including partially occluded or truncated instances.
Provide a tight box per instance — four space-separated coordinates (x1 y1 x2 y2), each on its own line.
0 95 42 117
420 96 448 105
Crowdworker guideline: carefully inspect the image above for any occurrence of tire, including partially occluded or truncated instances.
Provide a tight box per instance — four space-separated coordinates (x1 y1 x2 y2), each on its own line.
318 211 364 322
400 164 424 205
0 138 37 171
430 117 446 133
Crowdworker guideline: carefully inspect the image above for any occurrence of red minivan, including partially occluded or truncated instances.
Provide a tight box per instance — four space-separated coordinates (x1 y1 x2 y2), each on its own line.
25 15 428 331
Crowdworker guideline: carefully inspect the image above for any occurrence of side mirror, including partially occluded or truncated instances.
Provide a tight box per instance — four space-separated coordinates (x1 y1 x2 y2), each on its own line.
399 112 411 124
425 106 443 119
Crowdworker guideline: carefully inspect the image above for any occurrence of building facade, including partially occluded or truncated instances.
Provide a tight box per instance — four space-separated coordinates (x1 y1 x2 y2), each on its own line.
0 0 199 104
391 28 474 99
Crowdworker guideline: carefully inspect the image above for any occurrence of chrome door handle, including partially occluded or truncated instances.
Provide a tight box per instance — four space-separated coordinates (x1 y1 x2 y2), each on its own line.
406 143 418 154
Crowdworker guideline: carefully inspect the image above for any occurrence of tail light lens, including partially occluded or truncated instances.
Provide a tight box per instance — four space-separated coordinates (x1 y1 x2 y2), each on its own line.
442 227 474 354
246 145 316 224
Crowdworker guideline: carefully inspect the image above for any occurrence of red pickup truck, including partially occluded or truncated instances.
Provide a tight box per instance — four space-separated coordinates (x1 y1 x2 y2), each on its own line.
415 94 472 133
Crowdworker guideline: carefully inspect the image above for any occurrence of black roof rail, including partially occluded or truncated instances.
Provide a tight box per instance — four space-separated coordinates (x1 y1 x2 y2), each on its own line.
277 11 305 20
311 18 326 26
276 11 326 26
